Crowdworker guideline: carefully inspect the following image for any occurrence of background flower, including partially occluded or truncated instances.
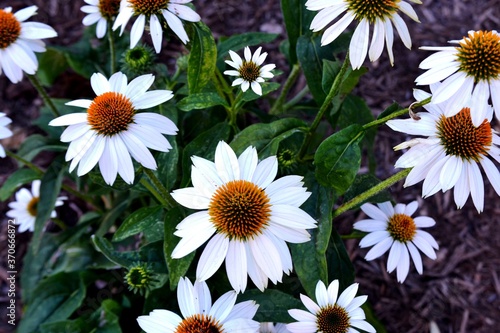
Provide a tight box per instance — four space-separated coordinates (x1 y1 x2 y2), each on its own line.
0 112 13 158
81 0 121 38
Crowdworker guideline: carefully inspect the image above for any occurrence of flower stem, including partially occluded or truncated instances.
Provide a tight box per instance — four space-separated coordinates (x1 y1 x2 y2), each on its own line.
107 22 116 74
332 168 411 219
143 168 176 209
362 97 432 130
269 63 301 115
297 52 350 160
283 86 309 111
27 75 60 118
5 150 43 176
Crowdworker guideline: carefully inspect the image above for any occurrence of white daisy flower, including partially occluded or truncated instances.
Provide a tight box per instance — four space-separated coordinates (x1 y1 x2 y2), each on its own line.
0 5 57 83
81 0 121 39
112 0 201 53
260 322 291 333
415 30 500 127
387 86 500 213
224 46 276 96
49 71 178 185
137 277 260 333
306 0 421 69
287 279 375 333
0 112 13 158
6 180 66 233
354 201 439 283
170 141 317 293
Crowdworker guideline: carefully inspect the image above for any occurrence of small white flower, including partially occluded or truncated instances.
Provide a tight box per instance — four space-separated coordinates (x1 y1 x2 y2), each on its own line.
0 112 13 158
387 86 500 213
224 46 275 96
137 277 260 333
49 71 178 185
81 0 121 39
306 0 421 69
354 201 439 283
0 6 57 83
260 322 291 333
6 180 66 233
287 280 375 333
415 30 500 126
171 141 317 293
112 0 201 53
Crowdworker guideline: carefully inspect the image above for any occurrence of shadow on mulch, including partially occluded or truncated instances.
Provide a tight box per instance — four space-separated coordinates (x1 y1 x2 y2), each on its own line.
1 0 499 332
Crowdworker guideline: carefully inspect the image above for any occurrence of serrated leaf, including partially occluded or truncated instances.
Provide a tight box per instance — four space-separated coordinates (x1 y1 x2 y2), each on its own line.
188 22 217 94
314 124 365 195
113 206 163 242
238 289 304 323
0 168 40 201
177 92 229 111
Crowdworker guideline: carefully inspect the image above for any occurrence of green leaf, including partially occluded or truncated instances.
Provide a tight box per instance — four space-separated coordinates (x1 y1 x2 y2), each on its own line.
113 206 163 242
327 227 355 291
188 22 217 94
37 47 68 87
280 0 315 64
177 92 229 111
321 59 342 94
377 101 404 119
181 122 232 187
314 124 365 195
32 156 66 253
238 289 304 323
241 82 281 101
230 118 305 155
217 32 278 67
156 137 179 192
0 168 40 201
343 173 393 209
16 134 49 163
95 195 130 237
163 206 195 290
18 272 86 333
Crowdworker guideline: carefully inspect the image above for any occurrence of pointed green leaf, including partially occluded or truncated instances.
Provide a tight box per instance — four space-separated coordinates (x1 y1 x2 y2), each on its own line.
188 22 217 94
113 206 163 242
177 92 229 111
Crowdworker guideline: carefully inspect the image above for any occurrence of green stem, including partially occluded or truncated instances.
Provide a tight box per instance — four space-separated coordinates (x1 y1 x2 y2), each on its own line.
6 150 43 175
269 63 301 115
363 97 432 130
107 22 116 74
229 91 243 129
215 68 235 105
27 75 60 117
298 52 350 160
332 168 411 219
51 217 67 230
61 184 104 213
143 168 176 208
283 86 309 111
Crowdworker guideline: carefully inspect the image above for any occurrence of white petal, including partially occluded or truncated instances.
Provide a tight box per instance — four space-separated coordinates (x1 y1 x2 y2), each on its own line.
406 242 423 274
249 234 283 284
225 240 248 293
439 155 463 191
237 146 258 181
90 72 111 96
167 3 200 22
196 234 229 281
150 14 163 53
386 242 402 273
300 294 320 314
119 131 157 169
252 156 278 188
384 19 394 65
310 3 346 32
49 112 88 126
413 216 436 228
125 74 155 100
215 141 240 182
163 9 189 44
130 14 146 49
108 72 128 93
172 216 216 258
113 135 135 184
396 243 411 282
134 112 177 135
470 80 490 127
171 187 211 209
14 6 37 22
270 205 317 229
315 280 329 307
480 157 500 197
209 290 237 322
178 278 196 318
77 135 105 176
364 236 393 260
128 123 172 152
98 137 118 185
391 13 412 49
369 18 385 62
468 161 484 213
349 19 369 69
321 12 355 46
337 283 358 308
360 203 388 221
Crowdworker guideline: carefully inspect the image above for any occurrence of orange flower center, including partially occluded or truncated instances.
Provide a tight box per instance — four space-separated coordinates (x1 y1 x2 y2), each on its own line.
98 0 121 20
174 314 223 333
129 0 169 15
238 61 260 82
437 107 492 162
346 0 400 23
457 30 500 83
387 213 416 242
0 10 21 49
316 304 351 333
208 180 271 240
27 197 39 217
87 92 135 136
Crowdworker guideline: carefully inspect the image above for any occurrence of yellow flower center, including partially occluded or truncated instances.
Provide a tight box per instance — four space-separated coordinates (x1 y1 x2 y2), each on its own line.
27 197 39 217
437 107 492 162
174 314 223 333
87 92 135 136
129 0 169 15
208 180 271 241
99 0 121 20
0 9 21 49
316 304 351 333
387 213 416 243
456 30 500 83
346 0 400 23
239 61 261 83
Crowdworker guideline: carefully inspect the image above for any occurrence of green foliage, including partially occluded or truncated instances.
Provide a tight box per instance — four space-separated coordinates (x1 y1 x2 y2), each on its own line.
113 206 164 242
0 168 40 201
187 22 217 94
239 289 304 323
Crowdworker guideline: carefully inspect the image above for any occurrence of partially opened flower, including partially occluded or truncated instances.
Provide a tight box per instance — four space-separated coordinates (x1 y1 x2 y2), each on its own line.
137 277 259 333
171 141 317 292
306 0 421 69
224 46 275 96
81 0 121 39
416 30 500 126
387 87 500 213
6 180 66 233
0 6 57 83
49 71 178 185
287 280 375 333
354 201 439 283
0 112 13 158
112 0 201 53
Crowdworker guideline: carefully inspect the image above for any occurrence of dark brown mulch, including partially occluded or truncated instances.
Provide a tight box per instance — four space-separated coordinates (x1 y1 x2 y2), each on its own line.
1 1 500 332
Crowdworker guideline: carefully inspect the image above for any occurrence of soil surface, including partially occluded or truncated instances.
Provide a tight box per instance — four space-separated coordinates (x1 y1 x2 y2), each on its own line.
1 1 500 332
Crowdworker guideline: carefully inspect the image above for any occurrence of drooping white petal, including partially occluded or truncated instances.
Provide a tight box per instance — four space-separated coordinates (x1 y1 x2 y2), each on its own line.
196 234 229 281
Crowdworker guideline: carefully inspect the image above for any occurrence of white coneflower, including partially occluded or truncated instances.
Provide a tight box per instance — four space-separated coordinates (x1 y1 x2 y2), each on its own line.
81 0 121 38
306 0 421 69
0 112 13 158
171 141 317 292
0 5 57 83
49 71 178 185
354 201 439 283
